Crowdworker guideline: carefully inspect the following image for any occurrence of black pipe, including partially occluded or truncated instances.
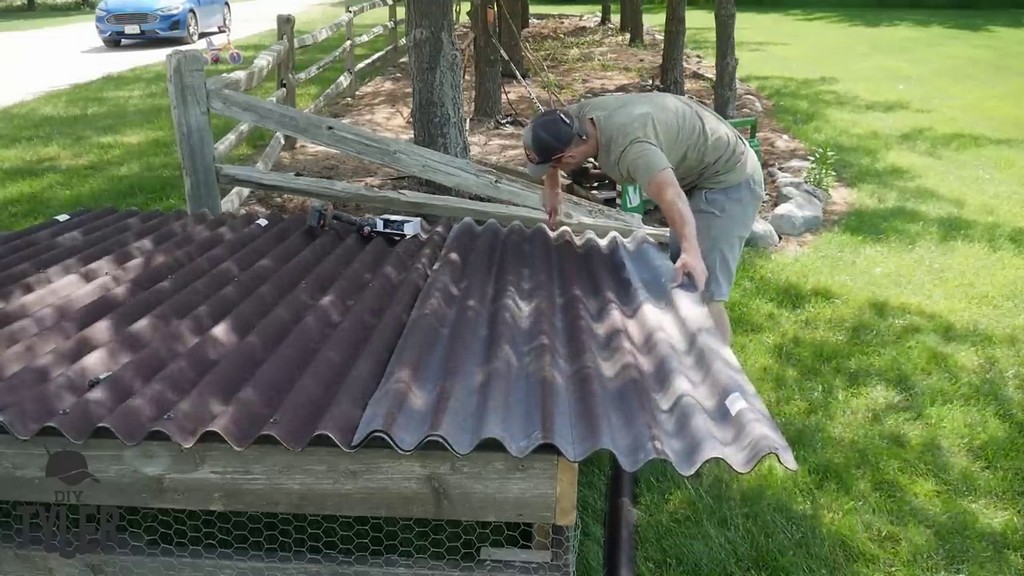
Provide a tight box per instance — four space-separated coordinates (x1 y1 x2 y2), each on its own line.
603 457 637 576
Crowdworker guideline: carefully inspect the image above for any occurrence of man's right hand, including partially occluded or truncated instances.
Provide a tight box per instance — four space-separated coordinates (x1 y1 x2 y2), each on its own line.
542 170 563 228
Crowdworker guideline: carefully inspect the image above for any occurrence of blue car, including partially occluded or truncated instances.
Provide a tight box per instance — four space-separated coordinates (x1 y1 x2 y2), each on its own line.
95 0 232 48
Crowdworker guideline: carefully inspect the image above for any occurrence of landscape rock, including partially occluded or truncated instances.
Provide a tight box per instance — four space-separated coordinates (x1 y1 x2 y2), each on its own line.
777 186 811 204
781 158 812 173
777 180 830 205
775 176 805 189
766 167 788 182
770 196 823 236
739 94 763 113
746 218 780 248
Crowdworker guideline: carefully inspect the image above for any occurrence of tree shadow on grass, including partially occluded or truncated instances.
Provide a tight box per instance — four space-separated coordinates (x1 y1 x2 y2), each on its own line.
775 7 1024 33
840 204 1024 253
739 74 1024 214
573 257 1024 575
676 24 791 56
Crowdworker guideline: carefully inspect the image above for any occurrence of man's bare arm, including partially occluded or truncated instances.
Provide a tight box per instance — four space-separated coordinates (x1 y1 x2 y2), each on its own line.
645 168 700 254
544 168 561 193
542 168 563 225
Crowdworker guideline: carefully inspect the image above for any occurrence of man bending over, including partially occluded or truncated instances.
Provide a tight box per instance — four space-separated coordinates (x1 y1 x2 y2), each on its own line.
522 92 765 345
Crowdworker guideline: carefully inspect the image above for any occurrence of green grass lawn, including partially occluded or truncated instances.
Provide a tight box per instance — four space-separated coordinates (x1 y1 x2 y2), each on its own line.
0 3 399 231
0 7 93 32
522 4 1024 576
0 0 90 31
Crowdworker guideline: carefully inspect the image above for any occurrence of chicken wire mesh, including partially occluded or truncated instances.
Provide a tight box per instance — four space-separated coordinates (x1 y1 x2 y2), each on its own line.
0 500 578 576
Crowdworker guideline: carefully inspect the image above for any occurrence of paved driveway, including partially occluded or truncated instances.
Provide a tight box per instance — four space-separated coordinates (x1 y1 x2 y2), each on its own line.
0 0 332 109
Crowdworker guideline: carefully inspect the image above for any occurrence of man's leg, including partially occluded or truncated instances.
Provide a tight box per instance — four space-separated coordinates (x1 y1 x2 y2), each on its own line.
686 170 765 345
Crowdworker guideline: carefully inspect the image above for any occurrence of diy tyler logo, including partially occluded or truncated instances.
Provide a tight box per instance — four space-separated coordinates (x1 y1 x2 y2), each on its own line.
44 445 100 487
16 446 119 559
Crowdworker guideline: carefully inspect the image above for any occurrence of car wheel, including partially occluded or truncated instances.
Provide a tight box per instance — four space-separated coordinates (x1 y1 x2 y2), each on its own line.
182 11 200 45
218 4 232 33
102 38 122 48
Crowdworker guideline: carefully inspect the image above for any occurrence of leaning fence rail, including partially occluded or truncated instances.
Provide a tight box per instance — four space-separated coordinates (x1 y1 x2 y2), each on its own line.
165 0 664 241
169 0 406 214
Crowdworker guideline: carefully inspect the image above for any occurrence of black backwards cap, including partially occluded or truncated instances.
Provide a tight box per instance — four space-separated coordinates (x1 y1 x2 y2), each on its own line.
522 109 587 178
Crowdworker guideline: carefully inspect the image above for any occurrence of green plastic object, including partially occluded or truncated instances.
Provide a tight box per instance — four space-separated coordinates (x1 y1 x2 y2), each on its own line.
616 116 763 215
728 116 763 163
619 183 647 215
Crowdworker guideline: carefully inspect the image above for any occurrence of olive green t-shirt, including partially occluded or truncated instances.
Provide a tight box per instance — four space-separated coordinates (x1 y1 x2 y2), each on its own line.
565 92 760 193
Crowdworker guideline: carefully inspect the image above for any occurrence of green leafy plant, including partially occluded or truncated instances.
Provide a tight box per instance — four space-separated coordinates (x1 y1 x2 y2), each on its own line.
804 144 838 191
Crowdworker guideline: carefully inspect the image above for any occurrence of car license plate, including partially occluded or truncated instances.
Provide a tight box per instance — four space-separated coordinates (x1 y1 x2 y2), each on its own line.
124 25 141 34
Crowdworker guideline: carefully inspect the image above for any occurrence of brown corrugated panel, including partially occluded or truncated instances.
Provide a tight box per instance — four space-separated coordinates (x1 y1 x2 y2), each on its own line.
354 218 798 476
0 208 450 450
2 209 796 477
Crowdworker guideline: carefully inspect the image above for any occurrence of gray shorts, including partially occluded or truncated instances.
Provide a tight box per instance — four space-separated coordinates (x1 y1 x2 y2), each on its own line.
669 169 765 302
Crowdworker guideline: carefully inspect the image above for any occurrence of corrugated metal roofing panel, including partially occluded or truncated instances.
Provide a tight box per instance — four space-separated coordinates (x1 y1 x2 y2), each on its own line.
0 209 450 450
1 209 795 477
354 218 798 475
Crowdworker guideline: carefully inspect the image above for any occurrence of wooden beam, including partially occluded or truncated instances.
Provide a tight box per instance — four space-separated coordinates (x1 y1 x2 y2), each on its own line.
213 87 286 163
554 457 579 526
204 86 644 227
0 435 560 524
277 14 298 151
206 40 288 92
344 4 357 99
388 2 400 65
219 133 286 213
350 19 396 49
296 39 353 84
294 12 352 49
215 165 670 241
0 542 551 576
166 49 220 216
479 547 552 563
353 38 403 81
307 71 355 116
350 0 394 18
476 158 543 186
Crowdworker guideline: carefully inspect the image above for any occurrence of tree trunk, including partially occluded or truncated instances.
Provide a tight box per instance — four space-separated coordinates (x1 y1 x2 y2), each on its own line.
713 0 737 119
499 0 526 78
660 0 686 95
521 0 529 29
472 0 502 121
26 0 37 10
600 0 612 25
406 0 470 162
619 0 630 32
627 0 644 47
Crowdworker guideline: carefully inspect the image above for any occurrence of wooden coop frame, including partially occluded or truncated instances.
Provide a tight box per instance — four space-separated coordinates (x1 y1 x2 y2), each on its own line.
0 433 579 574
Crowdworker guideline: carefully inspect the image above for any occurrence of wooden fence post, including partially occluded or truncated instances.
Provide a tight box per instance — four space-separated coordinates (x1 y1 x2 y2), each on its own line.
389 0 399 65
277 14 298 150
166 49 221 216
344 4 357 97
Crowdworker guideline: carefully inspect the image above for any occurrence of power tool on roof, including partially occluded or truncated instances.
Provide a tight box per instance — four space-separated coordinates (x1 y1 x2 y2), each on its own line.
306 202 422 240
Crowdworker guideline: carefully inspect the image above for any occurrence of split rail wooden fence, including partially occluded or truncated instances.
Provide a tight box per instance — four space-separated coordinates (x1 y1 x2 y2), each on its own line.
166 0 668 241
169 0 406 214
